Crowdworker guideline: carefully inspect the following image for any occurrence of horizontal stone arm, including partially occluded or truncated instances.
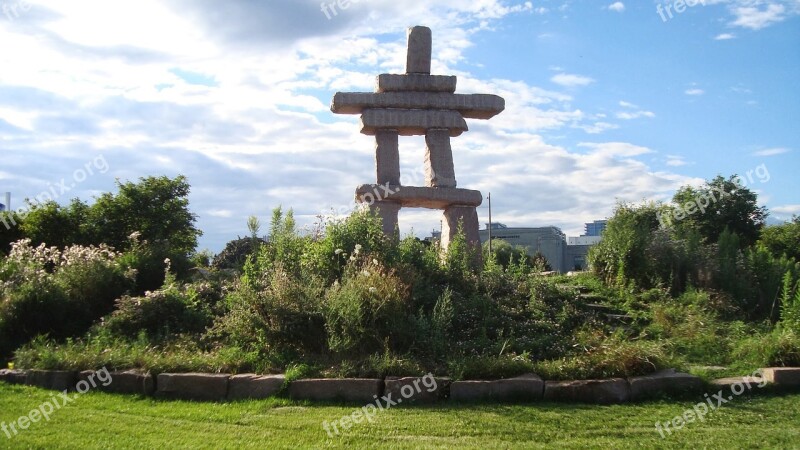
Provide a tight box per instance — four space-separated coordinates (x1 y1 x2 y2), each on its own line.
360 109 467 136
331 92 505 119
355 184 483 209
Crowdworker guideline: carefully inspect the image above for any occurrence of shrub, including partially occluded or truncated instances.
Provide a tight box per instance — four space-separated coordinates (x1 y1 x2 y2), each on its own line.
0 239 134 358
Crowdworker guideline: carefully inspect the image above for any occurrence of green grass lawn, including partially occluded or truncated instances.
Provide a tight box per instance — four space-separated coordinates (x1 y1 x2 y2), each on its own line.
1 384 798 449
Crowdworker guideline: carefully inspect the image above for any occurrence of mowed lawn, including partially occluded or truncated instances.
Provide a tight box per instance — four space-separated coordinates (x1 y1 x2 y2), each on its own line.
0 384 798 449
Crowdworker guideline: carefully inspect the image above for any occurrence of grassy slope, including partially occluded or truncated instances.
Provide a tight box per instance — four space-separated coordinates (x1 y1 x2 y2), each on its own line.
1 385 799 449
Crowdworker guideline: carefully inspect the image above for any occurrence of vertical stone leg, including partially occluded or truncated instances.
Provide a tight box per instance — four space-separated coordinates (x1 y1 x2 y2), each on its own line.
441 205 482 266
375 129 400 185
369 201 401 237
425 129 457 188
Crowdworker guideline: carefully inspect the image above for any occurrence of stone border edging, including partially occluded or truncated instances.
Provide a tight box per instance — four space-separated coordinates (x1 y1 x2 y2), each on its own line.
1 368 798 404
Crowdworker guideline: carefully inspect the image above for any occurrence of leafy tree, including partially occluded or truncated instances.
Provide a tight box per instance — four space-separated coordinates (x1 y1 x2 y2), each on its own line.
19 199 90 248
88 176 201 256
759 216 800 262
670 175 767 247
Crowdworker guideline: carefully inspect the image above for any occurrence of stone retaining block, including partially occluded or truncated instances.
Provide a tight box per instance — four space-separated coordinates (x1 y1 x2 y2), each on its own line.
228 374 285 400
289 378 382 403
25 370 77 392
544 378 630 404
451 374 544 402
79 370 155 396
384 376 450 403
629 370 703 400
761 367 800 387
156 373 230 401
0 369 28 385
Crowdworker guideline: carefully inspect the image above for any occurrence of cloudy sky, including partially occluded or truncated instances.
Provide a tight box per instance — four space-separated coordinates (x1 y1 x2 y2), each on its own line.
1 0 798 252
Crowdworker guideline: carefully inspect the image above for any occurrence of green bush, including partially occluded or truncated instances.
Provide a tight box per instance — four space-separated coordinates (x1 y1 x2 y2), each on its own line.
0 240 134 358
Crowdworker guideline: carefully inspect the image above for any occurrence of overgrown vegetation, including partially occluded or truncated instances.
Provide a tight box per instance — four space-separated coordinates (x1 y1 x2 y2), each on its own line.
3 173 799 380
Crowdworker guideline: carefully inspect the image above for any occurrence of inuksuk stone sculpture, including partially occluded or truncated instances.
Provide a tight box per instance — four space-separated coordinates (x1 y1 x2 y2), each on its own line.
331 26 505 257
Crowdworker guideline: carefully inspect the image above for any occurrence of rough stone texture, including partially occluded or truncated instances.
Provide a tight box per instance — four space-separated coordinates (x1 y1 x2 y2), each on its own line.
375 129 401 185
451 374 544 402
544 378 631 404
25 370 77 391
628 370 703 400
406 26 432 74
0 369 27 385
709 376 766 392
331 92 504 119
79 370 155 396
384 376 450 403
360 109 467 137
376 74 457 93
368 201 401 236
228 374 285 400
156 373 230 401
441 206 482 255
289 379 383 403
761 367 800 387
355 185 482 209
425 129 457 188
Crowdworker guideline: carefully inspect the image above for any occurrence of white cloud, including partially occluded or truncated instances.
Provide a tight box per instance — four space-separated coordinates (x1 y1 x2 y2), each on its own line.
551 73 595 87
753 147 791 156
771 205 800 215
666 155 688 167
616 110 655 120
730 4 786 30
685 88 705 96
607 2 625 13
715 33 736 40
619 101 637 108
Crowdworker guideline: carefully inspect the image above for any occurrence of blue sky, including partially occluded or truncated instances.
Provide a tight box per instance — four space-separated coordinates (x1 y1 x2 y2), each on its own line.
0 0 798 252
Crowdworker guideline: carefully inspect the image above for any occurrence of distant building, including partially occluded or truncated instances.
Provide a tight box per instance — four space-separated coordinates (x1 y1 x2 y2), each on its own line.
568 236 601 246
0 192 9 212
584 220 607 237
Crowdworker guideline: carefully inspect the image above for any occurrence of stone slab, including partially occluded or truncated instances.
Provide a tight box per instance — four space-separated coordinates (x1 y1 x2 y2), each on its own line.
544 378 631 404
406 26 432 74
355 185 482 209
368 201 401 236
384 376 450 403
289 378 383 403
360 109 467 137
441 205 482 254
25 370 77 391
451 374 544 402
709 376 766 392
761 367 800 387
156 373 230 401
628 370 703 400
331 92 505 119
0 369 27 385
79 370 155 396
228 374 285 400
376 74 457 93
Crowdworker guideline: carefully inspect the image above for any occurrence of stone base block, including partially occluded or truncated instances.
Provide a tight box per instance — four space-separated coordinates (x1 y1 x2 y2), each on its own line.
228 374 285 400
156 373 230 401
761 367 800 387
384 376 449 403
451 374 544 402
289 379 383 403
629 370 703 400
79 370 154 396
368 201 401 236
544 378 630 404
0 369 27 385
25 370 77 391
